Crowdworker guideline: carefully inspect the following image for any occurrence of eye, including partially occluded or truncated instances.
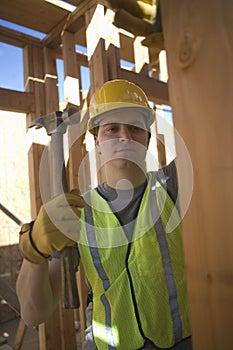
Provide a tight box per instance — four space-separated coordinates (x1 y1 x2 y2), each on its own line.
129 125 144 132
104 124 119 134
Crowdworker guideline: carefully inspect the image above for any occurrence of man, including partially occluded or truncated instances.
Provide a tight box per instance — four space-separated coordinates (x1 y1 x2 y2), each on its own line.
17 80 192 349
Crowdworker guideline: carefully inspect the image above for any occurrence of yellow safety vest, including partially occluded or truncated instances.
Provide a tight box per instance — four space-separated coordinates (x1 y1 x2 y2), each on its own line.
78 173 191 350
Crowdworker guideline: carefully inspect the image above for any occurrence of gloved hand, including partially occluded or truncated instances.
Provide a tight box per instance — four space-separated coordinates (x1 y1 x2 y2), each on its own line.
107 0 164 49
19 189 85 264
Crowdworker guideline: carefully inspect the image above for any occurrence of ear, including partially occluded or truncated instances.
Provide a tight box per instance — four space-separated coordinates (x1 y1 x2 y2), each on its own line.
95 137 99 146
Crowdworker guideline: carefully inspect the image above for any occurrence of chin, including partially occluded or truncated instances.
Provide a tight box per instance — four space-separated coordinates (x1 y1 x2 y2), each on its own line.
110 158 139 170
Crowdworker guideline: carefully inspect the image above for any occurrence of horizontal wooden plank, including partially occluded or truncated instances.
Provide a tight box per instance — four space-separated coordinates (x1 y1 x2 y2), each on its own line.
0 26 42 48
117 67 169 105
0 88 35 113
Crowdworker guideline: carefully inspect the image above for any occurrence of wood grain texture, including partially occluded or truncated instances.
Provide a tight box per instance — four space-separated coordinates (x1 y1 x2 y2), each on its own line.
161 1 233 349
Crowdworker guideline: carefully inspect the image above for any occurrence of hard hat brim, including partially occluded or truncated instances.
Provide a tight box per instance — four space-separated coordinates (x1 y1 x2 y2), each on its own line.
88 105 155 135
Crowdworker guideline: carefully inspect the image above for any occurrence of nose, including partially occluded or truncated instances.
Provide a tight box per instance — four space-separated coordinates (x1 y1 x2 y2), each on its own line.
118 125 132 141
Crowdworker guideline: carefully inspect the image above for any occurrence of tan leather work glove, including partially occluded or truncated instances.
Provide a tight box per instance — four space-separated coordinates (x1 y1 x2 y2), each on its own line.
19 190 85 264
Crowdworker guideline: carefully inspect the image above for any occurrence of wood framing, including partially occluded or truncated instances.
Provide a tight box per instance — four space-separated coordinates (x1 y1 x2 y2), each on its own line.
0 1 173 349
0 88 35 114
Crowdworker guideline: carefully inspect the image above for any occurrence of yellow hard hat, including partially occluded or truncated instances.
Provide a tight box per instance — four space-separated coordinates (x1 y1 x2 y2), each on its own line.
87 79 154 134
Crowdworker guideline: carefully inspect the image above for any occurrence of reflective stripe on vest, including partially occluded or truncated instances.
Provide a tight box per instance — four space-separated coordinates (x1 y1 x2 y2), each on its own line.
84 193 116 350
150 174 182 343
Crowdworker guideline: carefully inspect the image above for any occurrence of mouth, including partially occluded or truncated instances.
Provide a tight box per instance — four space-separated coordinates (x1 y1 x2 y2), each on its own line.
115 148 135 154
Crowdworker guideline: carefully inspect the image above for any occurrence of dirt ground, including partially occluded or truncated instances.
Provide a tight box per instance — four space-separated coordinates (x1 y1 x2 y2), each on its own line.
0 317 39 349
0 316 82 349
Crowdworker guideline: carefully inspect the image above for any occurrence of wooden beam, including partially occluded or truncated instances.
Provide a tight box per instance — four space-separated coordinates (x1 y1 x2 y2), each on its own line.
119 30 135 63
62 30 81 107
106 44 120 80
0 26 42 48
43 47 59 113
85 5 109 95
42 0 98 49
39 308 63 350
162 1 233 349
85 4 109 187
42 16 69 49
0 88 35 113
117 67 169 104
23 44 46 124
133 36 150 75
156 134 166 167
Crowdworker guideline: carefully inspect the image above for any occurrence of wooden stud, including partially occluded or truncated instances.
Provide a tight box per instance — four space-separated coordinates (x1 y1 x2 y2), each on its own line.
85 3 110 186
85 4 109 95
161 1 233 348
39 307 62 350
133 36 150 75
157 134 167 168
106 43 120 80
62 31 81 107
23 45 46 125
61 27 95 346
12 319 27 350
43 47 59 113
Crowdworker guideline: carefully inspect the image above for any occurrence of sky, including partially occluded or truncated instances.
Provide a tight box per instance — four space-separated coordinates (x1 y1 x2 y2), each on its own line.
0 19 91 103
0 19 138 106
0 18 172 119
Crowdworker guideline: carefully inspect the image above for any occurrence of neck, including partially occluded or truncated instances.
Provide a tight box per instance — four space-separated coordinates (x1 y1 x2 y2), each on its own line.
103 162 147 189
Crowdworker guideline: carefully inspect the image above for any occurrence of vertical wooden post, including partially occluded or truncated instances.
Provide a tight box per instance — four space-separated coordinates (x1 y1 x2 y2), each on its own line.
62 31 81 108
85 4 109 96
42 45 77 350
24 44 47 218
106 43 120 81
24 43 63 350
85 4 109 186
156 134 166 167
105 9 121 81
61 30 84 191
61 30 91 345
134 36 149 75
24 45 46 125
161 1 233 349
43 47 59 113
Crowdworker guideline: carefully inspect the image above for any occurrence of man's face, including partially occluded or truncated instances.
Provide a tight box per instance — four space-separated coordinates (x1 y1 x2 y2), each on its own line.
95 111 149 169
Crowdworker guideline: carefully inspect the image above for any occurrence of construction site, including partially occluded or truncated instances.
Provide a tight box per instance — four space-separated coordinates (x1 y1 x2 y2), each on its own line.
0 1 232 349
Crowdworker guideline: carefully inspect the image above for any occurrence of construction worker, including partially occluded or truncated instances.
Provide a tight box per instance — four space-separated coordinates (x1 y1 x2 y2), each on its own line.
17 80 192 349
